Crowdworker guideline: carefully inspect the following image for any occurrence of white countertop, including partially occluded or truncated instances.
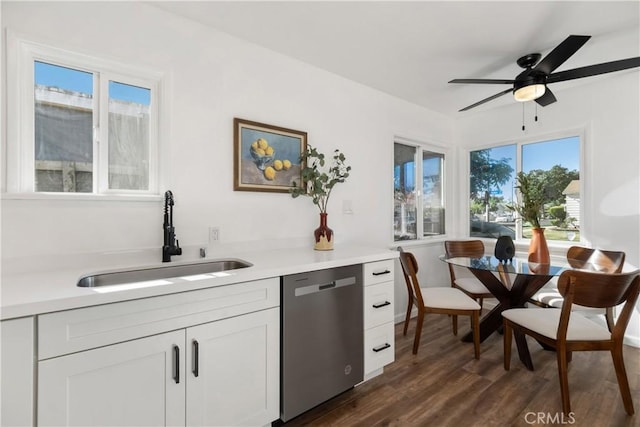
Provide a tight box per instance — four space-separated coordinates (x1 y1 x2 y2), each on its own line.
1 244 398 320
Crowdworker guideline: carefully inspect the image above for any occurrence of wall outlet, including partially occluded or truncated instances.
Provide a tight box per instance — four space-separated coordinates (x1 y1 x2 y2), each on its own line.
209 227 220 245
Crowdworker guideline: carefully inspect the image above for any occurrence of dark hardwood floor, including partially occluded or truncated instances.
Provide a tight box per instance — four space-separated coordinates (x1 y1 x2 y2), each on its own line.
285 314 640 426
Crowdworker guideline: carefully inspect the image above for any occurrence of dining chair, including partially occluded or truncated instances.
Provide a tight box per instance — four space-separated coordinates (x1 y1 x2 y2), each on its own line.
502 269 640 416
444 240 493 308
530 246 625 331
398 248 480 358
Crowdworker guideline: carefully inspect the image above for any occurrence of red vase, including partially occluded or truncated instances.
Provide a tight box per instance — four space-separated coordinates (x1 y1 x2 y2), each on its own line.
528 227 550 264
314 213 334 251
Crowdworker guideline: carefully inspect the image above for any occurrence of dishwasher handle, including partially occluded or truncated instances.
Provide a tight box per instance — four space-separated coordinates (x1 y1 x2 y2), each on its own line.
319 282 336 290
294 276 357 297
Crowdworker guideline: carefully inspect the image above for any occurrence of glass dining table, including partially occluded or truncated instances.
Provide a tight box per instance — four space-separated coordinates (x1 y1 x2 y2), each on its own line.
440 254 571 370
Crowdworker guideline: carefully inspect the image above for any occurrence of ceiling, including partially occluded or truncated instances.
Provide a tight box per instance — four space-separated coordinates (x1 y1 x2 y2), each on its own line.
150 1 640 117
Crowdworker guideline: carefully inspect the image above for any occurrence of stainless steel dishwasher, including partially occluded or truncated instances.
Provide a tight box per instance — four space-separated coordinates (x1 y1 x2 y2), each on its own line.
280 264 363 422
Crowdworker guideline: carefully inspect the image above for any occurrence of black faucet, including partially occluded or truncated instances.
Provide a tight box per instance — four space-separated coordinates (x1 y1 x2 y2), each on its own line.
162 190 182 262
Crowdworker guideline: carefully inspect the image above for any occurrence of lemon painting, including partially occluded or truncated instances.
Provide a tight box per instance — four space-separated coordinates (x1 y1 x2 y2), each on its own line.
235 120 306 193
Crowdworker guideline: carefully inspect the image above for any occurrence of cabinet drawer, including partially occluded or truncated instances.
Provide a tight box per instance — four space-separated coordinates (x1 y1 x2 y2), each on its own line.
39 277 279 359
364 282 394 329
363 259 395 286
364 322 394 374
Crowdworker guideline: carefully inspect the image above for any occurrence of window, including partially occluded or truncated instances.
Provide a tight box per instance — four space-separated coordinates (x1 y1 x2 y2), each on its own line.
394 141 446 241
7 35 161 195
469 135 581 242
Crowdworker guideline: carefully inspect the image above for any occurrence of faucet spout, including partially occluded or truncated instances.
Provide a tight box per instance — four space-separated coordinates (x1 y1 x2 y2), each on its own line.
162 190 182 262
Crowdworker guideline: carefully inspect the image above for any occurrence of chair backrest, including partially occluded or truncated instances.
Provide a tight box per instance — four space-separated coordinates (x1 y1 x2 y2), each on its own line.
444 240 485 258
566 246 625 273
444 240 485 284
557 269 640 340
398 249 424 308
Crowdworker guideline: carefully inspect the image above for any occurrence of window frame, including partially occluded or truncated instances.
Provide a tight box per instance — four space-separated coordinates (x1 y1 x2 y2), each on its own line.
5 31 164 198
393 137 449 243
466 128 586 247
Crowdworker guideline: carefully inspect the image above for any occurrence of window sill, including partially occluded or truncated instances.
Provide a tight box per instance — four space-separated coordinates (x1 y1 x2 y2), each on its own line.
1 192 163 202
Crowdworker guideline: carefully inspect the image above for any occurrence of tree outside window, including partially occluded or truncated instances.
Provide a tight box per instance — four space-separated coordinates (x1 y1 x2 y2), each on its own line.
469 136 580 242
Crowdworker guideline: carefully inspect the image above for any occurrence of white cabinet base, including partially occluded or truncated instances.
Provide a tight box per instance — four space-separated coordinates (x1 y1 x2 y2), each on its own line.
38 330 185 427
186 308 279 427
1 317 35 427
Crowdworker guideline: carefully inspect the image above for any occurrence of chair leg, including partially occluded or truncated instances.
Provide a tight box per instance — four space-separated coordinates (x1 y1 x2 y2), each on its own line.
478 297 484 310
403 297 413 336
611 346 635 415
556 347 572 415
452 315 458 336
471 311 480 359
412 311 425 355
503 320 512 370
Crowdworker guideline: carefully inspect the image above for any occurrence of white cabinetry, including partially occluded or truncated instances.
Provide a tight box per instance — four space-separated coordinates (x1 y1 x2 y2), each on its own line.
1 317 35 427
186 308 279 427
39 330 185 426
37 277 280 427
363 260 395 380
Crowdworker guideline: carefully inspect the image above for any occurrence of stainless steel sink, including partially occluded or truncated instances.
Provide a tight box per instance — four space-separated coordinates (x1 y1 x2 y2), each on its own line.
77 258 252 288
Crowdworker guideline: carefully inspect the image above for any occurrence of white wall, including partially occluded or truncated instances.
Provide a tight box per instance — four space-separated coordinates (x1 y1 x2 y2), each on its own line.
2 3 638 344
1 2 453 260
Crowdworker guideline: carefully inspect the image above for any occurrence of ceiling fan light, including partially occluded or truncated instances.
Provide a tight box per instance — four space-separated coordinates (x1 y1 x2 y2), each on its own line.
514 84 546 102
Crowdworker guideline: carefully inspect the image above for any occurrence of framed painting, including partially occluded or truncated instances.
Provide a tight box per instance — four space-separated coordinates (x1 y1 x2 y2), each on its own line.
233 118 307 192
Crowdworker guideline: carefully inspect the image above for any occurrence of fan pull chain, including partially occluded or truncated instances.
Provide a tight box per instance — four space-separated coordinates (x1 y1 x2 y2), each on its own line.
535 103 538 122
522 103 525 131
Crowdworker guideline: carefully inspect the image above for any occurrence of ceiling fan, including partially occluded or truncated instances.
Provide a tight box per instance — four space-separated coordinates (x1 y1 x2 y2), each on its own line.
449 35 640 112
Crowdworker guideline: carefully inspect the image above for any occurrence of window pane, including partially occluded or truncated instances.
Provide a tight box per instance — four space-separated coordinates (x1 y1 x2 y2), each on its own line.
394 144 417 241
34 61 93 192
422 151 444 236
469 146 516 239
108 81 151 190
522 137 580 241
469 137 580 242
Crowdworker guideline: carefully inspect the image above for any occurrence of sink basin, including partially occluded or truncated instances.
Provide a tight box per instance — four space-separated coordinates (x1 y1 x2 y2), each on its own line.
77 258 252 288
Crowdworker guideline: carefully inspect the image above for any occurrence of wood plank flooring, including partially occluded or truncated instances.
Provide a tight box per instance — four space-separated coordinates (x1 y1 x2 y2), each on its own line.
284 314 640 426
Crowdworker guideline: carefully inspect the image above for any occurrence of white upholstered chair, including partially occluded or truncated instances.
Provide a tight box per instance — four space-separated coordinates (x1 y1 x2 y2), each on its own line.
502 269 640 416
444 240 493 309
398 248 481 358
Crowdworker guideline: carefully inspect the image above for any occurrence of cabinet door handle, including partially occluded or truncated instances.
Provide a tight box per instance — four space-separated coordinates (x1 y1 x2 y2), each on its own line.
372 301 391 309
372 269 391 276
192 340 199 377
372 343 391 353
173 345 180 384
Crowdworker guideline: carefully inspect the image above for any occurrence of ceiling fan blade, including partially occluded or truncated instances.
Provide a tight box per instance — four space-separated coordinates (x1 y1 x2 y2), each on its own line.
534 35 591 75
449 78 514 84
459 88 512 112
535 87 557 107
547 57 640 83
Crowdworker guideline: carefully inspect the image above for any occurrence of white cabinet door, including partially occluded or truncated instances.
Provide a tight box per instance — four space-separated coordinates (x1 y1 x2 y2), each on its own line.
38 330 186 427
1 317 35 427
186 308 279 427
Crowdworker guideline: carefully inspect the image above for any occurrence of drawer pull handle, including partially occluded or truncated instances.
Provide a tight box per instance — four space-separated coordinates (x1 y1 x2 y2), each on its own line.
192 340 199 377
372 301 391 309
173 345 180 384
372 270 391 276
373 343 391 353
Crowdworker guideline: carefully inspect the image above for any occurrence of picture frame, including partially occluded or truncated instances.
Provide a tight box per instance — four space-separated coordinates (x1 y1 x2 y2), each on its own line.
233 118 308 193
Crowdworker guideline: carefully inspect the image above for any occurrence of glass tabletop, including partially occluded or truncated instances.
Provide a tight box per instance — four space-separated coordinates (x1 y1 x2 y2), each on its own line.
439 254 569 276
